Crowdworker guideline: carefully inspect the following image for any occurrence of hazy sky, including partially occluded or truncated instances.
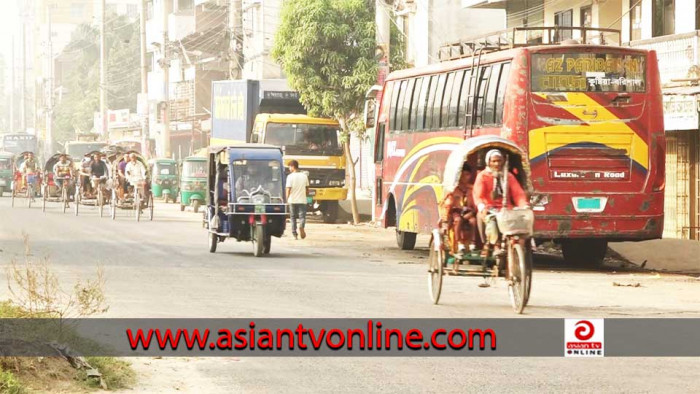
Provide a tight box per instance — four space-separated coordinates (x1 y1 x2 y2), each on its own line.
0 1 19 65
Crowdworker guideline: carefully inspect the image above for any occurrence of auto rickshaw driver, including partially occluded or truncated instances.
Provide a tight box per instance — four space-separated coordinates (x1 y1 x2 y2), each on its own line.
473 149 529 257
234 162 263 196
439 162 477 259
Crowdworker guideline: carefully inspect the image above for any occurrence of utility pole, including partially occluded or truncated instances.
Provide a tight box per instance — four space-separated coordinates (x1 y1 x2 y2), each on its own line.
45 3 54 156
10 36 15 133
375 0 390 96
161 0 170 157
140 0 149 155
230 0 243 79
20 4 26 133
100 0 107 139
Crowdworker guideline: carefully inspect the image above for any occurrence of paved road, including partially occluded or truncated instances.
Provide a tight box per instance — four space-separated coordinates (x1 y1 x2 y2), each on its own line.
0 197 698 392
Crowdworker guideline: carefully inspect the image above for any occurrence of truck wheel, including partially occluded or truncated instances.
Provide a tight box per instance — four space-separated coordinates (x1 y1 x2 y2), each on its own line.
322 201 339 224
396 230 417 250
561 239 608 268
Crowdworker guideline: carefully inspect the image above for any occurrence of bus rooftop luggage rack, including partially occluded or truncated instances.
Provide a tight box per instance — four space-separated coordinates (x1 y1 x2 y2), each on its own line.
438 26 622 62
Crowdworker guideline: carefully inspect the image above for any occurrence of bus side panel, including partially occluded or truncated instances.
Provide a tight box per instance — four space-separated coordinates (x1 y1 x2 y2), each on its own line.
379 130 464 234
501 52 530 152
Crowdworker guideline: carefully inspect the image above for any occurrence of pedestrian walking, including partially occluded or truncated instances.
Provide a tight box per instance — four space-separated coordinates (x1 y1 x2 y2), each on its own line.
286 160 309 240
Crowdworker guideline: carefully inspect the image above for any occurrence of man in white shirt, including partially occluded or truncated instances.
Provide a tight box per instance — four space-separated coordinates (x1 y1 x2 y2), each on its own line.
125 153 146 191
285 160 309 240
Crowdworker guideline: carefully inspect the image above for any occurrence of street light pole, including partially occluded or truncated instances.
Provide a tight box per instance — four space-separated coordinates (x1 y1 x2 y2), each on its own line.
162 0 170 157
46 3 54 156
140 0 149 156
100 0 107 139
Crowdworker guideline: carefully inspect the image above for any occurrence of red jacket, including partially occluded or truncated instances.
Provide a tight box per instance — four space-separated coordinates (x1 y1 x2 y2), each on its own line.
472 170 528 210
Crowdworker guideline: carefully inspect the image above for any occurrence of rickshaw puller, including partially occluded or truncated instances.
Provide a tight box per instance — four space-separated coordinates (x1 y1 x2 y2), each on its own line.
439 162 477 258
19 152 40 196
472 149 528 257
52 154 73 191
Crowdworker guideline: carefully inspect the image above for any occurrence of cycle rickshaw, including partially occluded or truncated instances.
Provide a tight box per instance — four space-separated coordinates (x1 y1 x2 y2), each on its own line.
41 153 75 213
74 151 112 217
109 151 154 221
11 151 41 208
204 144 288 257
428 136 534 314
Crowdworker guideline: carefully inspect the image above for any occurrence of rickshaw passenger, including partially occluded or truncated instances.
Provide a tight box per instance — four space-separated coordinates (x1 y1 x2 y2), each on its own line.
79 154 93 196
52 154 73 190
439 162 477 257
473 149 528 257
117 154 129 200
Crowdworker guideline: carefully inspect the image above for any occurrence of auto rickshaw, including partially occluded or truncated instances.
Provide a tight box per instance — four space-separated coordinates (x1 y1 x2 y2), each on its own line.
149 158 179 203
179 156 207 213
204 145 288 257
0 151 14 197
428 136 534 314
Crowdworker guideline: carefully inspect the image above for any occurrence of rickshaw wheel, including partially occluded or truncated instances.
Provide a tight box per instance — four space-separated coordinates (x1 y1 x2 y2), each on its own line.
62 186 68 214
135 190 141 222
507 240 532 314
110 189 117 220
10 184 15 207
252 226 265 257
428 237 444 305
74 189 80 216
208 232 218 253
42 185 47 212
26 186 31 208
97 189 104 218
148 194 154 221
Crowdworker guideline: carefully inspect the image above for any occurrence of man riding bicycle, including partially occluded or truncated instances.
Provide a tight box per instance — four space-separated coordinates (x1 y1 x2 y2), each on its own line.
125 153 146 194
90 152 109 192
472 149 529 257
19 152 40 196
52 154 73 191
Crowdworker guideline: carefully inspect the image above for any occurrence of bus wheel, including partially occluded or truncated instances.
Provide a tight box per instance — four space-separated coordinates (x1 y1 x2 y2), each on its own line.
561 239 608 268
396 230 417 250
322 201 339 224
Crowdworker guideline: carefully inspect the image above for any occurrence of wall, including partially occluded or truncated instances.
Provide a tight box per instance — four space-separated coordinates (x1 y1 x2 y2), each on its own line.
242 0 284 79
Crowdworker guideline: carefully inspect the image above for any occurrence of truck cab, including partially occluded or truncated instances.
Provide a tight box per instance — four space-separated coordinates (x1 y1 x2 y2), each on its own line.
251 114 347 223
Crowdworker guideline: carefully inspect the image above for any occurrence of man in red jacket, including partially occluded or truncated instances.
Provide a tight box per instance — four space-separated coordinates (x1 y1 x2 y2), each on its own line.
472 149 528 256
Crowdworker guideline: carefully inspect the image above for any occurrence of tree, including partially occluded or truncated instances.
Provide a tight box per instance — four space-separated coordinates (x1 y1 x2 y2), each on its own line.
53 15 140 144
273 0 382 224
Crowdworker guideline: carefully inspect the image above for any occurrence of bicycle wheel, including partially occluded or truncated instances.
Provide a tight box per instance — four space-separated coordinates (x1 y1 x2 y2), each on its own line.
97 188 104 218
62 186 68 213
507 241 531 314
74 188 80 216
148 193 154 221
111 189 117 220
26 186 31 208
11 183 15 207
42 185 47 212
135 190 141 222
428 237 444 305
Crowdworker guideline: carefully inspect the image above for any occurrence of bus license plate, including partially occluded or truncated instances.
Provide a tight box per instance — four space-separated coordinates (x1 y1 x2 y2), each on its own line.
255 205 265 213
577 198 601 210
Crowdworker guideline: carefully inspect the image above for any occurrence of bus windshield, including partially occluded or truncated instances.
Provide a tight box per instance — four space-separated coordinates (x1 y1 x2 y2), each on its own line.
2 135 37 155
183 161 207 178
66 142 108 158
531 52 646 92
265 123 342 156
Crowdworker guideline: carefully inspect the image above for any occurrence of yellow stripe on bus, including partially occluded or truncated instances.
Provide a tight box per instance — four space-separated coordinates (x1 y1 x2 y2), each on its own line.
529 92 648 170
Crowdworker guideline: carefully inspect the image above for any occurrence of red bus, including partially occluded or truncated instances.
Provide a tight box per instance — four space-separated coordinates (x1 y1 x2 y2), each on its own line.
369 38 665 266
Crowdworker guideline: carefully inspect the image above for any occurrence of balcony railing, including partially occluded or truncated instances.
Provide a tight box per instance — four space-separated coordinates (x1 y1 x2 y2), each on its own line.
629 31 700 87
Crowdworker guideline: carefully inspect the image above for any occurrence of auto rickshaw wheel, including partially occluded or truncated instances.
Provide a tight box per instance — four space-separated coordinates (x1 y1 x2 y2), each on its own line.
208 232 218 253
180 204 185 211
193 199 201 213
428 237 444 305
0 186 4 197
263 234 271 255
252 225 265 257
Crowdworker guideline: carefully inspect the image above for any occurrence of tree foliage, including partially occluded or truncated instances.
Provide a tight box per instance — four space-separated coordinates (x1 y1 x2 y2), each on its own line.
54 15 140 143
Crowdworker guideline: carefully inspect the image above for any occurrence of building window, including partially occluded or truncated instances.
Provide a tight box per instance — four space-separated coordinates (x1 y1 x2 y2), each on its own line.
630 0 642 41
554 9 574 41
581 5 592 28
653 0 675 37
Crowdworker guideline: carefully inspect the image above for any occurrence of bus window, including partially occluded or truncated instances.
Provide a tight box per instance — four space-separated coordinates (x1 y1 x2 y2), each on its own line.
459 68 474 128
416 76 432 130
389 81 401 131
409 77 423 130
395 80 407 132
495 63 511 124
374 123 385 163
475 66 492 127
484 64 501 124
449 70 465 127
425 75 439 130
430 74 447 129
401 79 416 131
440 72 456 128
